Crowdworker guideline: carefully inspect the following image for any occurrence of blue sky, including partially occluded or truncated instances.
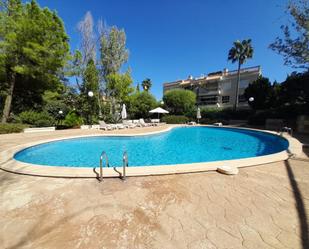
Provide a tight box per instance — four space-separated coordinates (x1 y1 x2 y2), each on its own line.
37 0 298 99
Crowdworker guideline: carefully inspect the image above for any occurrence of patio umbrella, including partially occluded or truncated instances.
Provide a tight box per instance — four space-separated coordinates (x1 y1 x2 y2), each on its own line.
149 107 169 119
196 107 201 123
121 104 127 119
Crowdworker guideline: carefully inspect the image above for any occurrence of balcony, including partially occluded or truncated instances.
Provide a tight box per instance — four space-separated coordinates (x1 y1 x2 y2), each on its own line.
197 95 219 106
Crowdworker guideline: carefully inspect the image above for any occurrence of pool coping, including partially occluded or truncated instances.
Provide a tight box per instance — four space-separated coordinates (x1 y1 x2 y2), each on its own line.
0 125 303 178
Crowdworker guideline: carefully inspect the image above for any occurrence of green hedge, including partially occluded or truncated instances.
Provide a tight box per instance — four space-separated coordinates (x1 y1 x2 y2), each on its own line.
0 123 28 134
200 108 253 121
247 104 309 125
161 115 189 124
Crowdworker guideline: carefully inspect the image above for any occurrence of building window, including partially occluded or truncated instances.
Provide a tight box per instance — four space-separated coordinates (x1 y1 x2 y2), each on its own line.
221 81 231 91
240 80 250 88
198 95 218 105
222 96 230 103
238 94 247 103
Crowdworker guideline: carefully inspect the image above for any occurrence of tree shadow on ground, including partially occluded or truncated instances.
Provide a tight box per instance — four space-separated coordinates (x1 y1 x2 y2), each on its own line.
284 159 309 249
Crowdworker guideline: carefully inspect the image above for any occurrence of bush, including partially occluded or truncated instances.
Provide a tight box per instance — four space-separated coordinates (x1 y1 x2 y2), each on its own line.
45 101 69 120
19 110 55 127
0 123 28 134
161 115 189 124
163 89 196 115
127 91 157 119
63 112 83 128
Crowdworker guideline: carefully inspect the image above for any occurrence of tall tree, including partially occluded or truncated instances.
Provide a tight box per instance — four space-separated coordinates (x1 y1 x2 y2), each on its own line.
141 78 152 91
77 11 96 65
79 59 99 124
99 25 129 80
278 71 309 107
228 39 254 110
105 71 134 103
244 76 274 110
0 0 69 123
270 0 309 69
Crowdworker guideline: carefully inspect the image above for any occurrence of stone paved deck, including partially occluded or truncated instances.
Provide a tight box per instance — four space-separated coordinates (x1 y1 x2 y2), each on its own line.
1 126 309 249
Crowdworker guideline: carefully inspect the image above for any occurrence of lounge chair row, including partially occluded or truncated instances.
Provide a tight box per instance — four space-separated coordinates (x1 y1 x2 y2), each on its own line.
98 119 165 131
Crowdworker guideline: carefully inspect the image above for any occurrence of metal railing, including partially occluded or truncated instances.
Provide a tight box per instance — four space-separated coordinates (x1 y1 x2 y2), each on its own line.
98 151 128 182
99 151 109 182
122 151 129 181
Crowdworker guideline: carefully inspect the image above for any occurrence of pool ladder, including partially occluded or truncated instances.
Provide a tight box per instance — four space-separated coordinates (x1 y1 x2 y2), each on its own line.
99 151 128 182
122 151 129 180
99 151 108 182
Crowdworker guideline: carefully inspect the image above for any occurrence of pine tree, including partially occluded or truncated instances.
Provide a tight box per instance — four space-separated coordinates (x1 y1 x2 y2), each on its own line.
99 25 129 80
0 0 70 122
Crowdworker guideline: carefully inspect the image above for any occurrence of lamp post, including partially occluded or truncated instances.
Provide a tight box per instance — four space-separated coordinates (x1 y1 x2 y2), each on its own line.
218 87 222 108
58 110 63 126
87 91 94 124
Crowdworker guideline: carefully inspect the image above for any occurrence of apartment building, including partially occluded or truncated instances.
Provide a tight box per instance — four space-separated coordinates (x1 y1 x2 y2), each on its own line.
163 66 261 108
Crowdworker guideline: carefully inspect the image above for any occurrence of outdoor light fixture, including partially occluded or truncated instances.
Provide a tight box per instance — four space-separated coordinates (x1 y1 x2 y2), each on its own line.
249 97 254 102
88 91 94 97
58 110 63 114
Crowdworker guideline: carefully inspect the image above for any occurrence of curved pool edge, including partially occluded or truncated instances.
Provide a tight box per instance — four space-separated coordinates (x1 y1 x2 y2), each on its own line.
0 125 302 178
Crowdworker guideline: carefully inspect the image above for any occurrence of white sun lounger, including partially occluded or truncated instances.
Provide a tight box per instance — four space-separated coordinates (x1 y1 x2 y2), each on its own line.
123 120 136 129
139 118 151 127
99 121 115 130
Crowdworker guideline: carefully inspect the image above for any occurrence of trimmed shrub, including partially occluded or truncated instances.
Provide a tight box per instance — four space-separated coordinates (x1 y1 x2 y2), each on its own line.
19 110 55 127
161 115 189 124
163 89 196 115
127 91 157 119
0 123 28 134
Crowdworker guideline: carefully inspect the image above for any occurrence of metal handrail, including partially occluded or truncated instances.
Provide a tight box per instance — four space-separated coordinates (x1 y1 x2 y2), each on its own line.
99 151 109 182
122 151 128 180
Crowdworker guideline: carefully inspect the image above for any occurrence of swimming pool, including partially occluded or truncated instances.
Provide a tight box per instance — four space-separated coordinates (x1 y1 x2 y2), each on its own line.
14 127 289 168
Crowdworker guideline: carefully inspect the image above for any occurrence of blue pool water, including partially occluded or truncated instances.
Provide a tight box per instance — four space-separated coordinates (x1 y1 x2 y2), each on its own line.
14 127 288 167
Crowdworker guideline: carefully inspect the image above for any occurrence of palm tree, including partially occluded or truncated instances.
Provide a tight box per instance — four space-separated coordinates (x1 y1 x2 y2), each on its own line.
142 78 152 91
228 39 254 110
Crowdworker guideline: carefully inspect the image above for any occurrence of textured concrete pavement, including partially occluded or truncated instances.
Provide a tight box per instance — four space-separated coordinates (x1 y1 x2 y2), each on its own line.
0 127 309 248
1 159 309 249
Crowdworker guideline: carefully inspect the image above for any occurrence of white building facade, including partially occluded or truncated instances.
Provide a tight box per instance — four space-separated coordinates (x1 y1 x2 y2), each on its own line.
163 66 261 108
